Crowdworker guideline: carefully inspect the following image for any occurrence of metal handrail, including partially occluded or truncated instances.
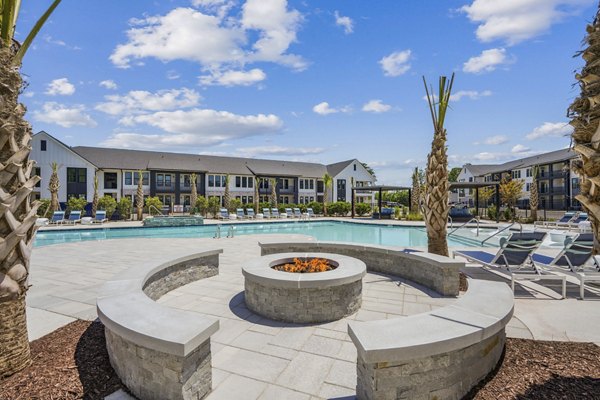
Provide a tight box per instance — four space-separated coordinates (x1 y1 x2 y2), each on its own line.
448 215 453 229
480 221 523 246
213 225 221 239
149 205 164 216
448 218 480 237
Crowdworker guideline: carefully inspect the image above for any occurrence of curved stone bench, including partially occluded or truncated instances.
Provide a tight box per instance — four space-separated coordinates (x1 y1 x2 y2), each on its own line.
259 241 514 400
259 241 461 296
97 250 223 400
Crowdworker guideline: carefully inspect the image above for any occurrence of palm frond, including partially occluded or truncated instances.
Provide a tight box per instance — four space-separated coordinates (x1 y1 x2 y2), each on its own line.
13 0 62 65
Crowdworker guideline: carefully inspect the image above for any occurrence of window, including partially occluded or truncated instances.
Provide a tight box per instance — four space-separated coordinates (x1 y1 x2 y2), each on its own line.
207 174 227 188
208 175 215 187
67 168 86 183
134 172 149 185
572 178 580 191
309 179 314 190
104 172 118 189
236 176 241 188
354 164 356 171
157 174 164 186
526 183 531 191
248 178 253 188
215 175 221 187
41 140 47 151
183 175 191 187
526 168 532 177
259 179 269 189
34 167 41 188
125 171 132 185
280 178 289 190
164 174 172 186
300 180 304 190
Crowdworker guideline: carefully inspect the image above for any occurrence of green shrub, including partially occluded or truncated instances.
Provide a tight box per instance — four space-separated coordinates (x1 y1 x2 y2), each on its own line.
355 203 371 216
144 196 162 216
259 202 271 211
117 197 132 220
67 196 87 212
487 205 497 221
98 195 117 219
406 213 424 221
37 198 51 217
328 201 351 216
228 198 243 212
194 196 208 215
306 201 322 215
503 208 512 221
394 206 402 219
207 197 221 218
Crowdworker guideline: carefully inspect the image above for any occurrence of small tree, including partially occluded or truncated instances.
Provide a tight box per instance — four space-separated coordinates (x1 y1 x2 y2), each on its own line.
190 173 198 213
136 171 144 221
207 196 221 218
145 196 163 216
37 199 51 217
350 177 356 216
479 186 495 208
195 195 208 216
66 196 87 213
91 175 99 217
98 195 117 220
254 177 260 212
229 198 242 213
117 197 132 220
499 178 525 220
48 162 60 211
323 173 332 215
530 166 539 221
223 175 231 211
411 167 421 214
269 178 277 208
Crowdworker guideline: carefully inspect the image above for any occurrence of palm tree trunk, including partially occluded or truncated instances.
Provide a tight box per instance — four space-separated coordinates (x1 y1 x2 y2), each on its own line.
190 173 197 213
136 171 144 220
0 46 41 377
92 175 99 217
254 178 259 212
530 171 538 221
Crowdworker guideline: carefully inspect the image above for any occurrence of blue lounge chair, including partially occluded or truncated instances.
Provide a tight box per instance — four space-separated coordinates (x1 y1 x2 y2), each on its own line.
65 210 82 225
236 208 246 219
542 211 577 228
219 208 229 220
271 208 281 218
285 208 294 218
293 208 303 219
94 210 108 224
262 208 271 219
49 211 65 224
306 208 315 219
532 233 600 299
453 232 566 297
246 208 255 219
567 212 588 231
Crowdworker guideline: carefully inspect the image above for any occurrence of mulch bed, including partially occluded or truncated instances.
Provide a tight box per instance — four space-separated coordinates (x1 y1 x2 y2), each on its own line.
0 320 124 400
1 321 599 399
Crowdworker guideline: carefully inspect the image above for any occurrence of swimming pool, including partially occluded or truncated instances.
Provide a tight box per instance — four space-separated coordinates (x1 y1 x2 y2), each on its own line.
34 220 484 248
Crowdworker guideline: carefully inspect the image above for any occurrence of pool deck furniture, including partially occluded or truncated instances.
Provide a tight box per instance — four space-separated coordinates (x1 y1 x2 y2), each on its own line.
36 217 49 226
306 208 315 219
97 250 222 400
65 210 82 225
245 208 255 219
236 208 246 219
262 208 271 219
259 240 513 400
49 210 66 224
93 210 108 224
218 208 229 220
271 208 281 218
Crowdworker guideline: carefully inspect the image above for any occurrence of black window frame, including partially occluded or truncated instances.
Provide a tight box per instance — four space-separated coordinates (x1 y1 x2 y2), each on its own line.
41 140 47 151
104 172 118 189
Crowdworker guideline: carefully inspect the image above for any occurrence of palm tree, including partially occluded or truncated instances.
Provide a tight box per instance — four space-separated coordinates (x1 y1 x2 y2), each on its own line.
411 167 421 214
48 162 60 212
350 177 356 216
569 6 600 253
0 0 63 377
323 173 332 215
136 171 144 221
269 178 277 208
223 175 230 211
423 74 455 256
254 177 259 212
530 166 539 221
92 175 99 217
190 173 198 213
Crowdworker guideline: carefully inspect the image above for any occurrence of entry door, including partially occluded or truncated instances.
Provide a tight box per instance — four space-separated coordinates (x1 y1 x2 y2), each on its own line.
337 179 346 201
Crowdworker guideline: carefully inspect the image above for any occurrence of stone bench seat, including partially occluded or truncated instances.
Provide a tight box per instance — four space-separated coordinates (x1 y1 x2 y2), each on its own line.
97 250 223 400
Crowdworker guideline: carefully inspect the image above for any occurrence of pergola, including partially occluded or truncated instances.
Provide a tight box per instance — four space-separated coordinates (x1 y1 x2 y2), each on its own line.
448 181 501 222
350 185 412 219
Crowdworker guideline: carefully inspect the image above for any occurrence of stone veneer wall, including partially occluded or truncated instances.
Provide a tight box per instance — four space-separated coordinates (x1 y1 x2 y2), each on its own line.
105 329 212 400
244 278 362 323
356 330 506 400
260 243 460 296
143 254 220 300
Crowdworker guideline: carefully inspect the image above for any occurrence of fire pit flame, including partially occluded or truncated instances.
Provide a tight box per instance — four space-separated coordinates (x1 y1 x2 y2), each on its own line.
272 257 336 273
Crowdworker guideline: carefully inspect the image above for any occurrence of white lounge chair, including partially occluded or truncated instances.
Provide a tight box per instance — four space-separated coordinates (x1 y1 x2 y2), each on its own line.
262 208 272 219
306 208 315 219
219 208 230 220
49 211 66 224
271 208 281 218
285 208 294 218
93 210 108 224
236 208 246 219
65 210 82 225
246 208 255 219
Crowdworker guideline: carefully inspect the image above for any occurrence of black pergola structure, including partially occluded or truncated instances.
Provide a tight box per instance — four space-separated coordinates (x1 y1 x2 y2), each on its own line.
351 185 412 219
448 181 501 223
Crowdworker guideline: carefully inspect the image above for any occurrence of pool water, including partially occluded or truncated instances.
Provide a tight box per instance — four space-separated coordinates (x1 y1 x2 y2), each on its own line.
34 221 481 248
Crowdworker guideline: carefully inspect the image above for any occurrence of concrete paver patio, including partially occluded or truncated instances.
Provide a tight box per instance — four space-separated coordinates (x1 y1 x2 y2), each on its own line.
27 233 600 399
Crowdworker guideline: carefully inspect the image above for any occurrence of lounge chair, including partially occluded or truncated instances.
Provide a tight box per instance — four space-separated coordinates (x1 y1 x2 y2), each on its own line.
454 232 566 298
219 208 229 220
49 211 66 224
293 208 303 219
306 208 315 219
271 208 281 218
93 210 108 224
236 208 246 219
285 208 294 218
263 208 272 219
246 208 255 219
532 233 600 299
65 210 82 225
541 211 577 228
567 213 588 231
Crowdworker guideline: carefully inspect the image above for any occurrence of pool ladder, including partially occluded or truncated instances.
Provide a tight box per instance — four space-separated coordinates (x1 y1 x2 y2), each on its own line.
213 225 235 239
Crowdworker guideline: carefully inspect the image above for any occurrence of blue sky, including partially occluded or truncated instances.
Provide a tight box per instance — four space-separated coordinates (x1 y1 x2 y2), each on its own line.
16 0 597 184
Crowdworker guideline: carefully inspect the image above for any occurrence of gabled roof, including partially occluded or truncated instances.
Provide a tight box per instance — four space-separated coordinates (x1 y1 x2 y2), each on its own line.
326 159 356 177
34 131 98 167
465 148 578 177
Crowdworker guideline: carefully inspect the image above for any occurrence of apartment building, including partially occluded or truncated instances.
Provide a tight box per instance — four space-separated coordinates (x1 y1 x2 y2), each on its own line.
455 148 580 210
31 131 376 209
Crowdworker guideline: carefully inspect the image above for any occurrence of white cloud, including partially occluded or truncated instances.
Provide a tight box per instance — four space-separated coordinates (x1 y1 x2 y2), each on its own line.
477 135 509 145
99 80 118 90
312 101 350 115
111 2 306 81
33 102 97 128
525 122 573 140
334 11 354 34
45 78 75 96
199 68 266 86
23 91 35 98
511 144 531 153
461 0 593 45
362 99 392 113
166 70 181 80
237 145 325 157
102 109 283 149
379 50 412 77
463 48 510 74
96 88 201 115
451 90 492 101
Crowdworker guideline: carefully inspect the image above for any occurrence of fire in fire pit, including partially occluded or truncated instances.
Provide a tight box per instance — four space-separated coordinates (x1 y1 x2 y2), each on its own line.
272 257 337 273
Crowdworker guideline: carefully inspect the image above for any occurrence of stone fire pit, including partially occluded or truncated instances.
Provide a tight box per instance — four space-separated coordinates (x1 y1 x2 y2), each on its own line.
242 252 366 323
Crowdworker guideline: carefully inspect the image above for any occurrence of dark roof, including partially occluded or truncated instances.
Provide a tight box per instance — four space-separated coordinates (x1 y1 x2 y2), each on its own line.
326 159 355 177
352 185 411 191
72 146 329 177
465 148 577 177
449 182 501 189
